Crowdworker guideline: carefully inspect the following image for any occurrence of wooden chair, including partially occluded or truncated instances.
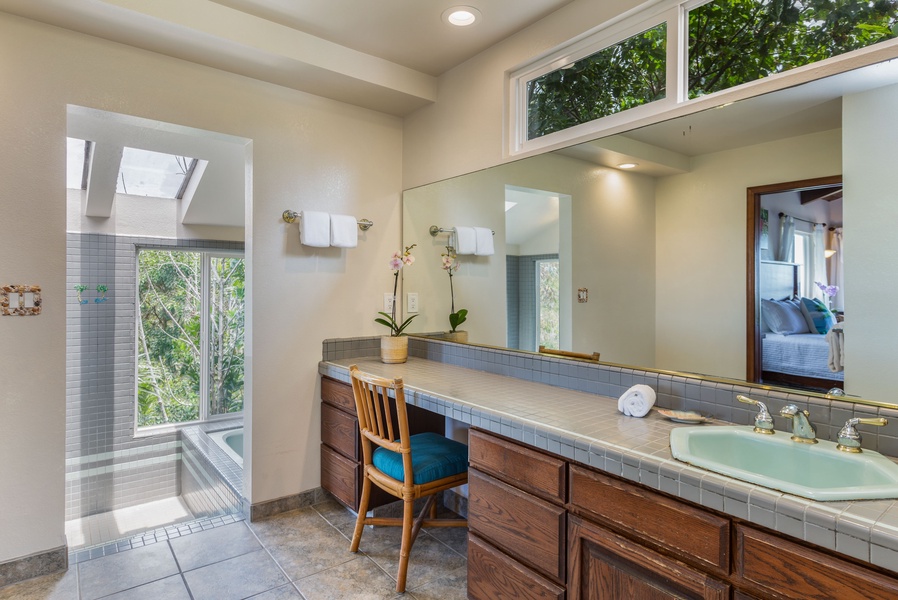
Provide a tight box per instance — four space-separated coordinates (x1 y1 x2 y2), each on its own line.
348 365 468 593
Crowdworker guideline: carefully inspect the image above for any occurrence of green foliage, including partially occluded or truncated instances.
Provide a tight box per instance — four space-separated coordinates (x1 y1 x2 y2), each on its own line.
527 0 898 138
528 23 667 139
538 261 560 349
375 311 419 336
137 250 244 427
449 308 468 332
689 0 898 98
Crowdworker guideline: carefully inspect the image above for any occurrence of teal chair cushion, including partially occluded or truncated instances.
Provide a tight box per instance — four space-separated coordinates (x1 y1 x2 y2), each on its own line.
372 432 468 485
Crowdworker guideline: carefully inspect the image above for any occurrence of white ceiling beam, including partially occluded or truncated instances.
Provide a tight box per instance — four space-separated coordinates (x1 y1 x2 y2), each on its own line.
84 143 123 218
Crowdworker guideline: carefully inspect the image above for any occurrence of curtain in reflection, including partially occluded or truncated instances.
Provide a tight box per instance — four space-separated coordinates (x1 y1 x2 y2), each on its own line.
810 223 828 302
829 227 844 310
776 215 795 262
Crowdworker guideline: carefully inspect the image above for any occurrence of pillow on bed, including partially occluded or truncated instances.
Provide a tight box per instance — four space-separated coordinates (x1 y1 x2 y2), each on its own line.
761 298 811 335
799 297 836 334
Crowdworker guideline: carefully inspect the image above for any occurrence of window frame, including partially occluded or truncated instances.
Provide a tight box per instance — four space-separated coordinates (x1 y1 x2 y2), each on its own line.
134 247 245 434
508 0 898 156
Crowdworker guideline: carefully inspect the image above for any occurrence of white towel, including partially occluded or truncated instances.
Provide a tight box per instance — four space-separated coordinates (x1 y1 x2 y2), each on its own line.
827 322 844 372
454 227 476 254
300 211 330 247
474 227 494 256
617 384 656 418
330 214 358 248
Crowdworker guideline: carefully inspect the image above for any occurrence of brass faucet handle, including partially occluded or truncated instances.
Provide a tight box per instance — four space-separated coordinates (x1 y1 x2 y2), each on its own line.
736 395 775 434
837 417 888 453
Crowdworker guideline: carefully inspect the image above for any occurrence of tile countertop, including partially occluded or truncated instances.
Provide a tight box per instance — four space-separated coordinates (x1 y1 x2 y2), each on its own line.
319 356 898 574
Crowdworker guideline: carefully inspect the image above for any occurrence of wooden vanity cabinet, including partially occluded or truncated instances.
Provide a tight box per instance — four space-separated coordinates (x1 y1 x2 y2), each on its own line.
467 428 898 600
319 376 444 511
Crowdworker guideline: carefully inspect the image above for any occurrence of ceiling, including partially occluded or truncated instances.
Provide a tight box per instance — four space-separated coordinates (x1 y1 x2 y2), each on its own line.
0 0 574 116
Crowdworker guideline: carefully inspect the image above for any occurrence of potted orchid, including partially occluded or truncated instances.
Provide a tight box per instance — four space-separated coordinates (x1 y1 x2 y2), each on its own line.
376 244 417 363
441 247 468 343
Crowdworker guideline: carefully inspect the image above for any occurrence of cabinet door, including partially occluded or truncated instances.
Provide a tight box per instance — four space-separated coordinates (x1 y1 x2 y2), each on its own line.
735 524 898 600
468 534 565 600
568 515 729 600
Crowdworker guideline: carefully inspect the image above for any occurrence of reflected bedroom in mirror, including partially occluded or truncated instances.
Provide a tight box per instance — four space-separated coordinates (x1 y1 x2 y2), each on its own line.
403 57 898 404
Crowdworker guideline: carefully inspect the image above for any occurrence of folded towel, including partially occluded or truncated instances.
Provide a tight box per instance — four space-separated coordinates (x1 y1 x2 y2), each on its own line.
300 211 330 247
827 323 844 372
454 226 476 254
330 214 358 248
617 384 656 418
474 227 494 256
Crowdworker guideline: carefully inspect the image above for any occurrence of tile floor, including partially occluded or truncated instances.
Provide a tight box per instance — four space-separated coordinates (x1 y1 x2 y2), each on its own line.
1 497 467 600
65 497 197 550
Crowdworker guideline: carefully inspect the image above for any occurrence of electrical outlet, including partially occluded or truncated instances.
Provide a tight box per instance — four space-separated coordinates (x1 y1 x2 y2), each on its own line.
383 293 394 312
407 292 419 313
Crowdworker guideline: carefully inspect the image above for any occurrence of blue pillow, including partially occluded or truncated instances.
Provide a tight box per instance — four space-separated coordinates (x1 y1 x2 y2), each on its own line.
799 297 836 334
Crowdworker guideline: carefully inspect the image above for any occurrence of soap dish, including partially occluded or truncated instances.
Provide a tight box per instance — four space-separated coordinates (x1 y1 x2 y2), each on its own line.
658 409 708 424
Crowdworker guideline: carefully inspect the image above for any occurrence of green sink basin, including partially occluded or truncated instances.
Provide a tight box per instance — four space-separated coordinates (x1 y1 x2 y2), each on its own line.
669 426 898 501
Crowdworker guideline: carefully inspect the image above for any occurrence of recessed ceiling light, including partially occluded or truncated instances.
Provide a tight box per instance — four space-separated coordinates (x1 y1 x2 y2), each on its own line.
617 163 638 169
442 6 481 27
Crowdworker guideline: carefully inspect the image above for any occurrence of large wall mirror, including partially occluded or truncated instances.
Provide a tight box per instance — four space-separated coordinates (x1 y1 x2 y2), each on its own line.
403 57 898 405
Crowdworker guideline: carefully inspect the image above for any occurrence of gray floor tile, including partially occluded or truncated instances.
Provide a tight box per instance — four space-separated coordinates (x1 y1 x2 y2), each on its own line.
367 535 467 591
170 522 261 571
0 569 78 600
312 498 358 528
78 542 178 600
248 583 304 599
183 549 289 600
294 556 398 600
334 520 404 555
407 564 467 600
251 510 356 581
100 574 191 600
423 526 468 557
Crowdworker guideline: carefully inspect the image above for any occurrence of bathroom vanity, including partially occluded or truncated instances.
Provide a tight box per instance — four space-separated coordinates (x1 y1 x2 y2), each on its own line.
319 349 898 599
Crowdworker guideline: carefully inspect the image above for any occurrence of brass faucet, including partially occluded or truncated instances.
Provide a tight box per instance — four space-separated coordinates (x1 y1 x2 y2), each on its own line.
736 395 774 434
779 405 817 444
837 417 888 453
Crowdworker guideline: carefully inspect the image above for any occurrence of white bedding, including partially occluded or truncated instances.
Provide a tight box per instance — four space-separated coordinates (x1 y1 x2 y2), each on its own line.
762 333 844 381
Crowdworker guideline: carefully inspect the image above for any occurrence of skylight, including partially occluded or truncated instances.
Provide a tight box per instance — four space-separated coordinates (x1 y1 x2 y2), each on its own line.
116 147 197 199
66 137 89 190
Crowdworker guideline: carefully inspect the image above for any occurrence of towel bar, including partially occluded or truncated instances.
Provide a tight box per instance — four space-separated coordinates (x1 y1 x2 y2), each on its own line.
282 210 373 231
538 346 600 362
429 225 494 236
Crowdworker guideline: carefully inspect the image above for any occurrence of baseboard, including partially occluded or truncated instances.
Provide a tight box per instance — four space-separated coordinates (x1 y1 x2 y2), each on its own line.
0 545 68 588
249 487 328 521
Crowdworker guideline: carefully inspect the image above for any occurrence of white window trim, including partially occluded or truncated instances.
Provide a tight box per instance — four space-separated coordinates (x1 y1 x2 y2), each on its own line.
134 247 245 433
508 0 898 157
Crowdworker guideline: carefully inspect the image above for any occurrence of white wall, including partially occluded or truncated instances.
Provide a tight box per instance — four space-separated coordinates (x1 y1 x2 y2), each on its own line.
654 129 842 379
0 13 402 564
843 82 898 401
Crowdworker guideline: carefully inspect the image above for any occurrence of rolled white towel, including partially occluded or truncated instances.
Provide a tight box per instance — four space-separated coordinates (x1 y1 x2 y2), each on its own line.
617 384 656 418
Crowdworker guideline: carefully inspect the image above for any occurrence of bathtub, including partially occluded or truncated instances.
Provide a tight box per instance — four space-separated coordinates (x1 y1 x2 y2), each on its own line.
208 427 244 468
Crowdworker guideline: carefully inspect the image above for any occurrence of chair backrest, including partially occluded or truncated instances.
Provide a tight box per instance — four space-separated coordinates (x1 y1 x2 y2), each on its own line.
349 365 414 483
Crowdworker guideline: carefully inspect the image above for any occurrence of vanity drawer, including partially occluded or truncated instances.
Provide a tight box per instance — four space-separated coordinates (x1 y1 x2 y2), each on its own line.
469 468 566 583
735 525 898 600
321 376 356 414
470 429 566 504
321 402 359 460
468 533 565 600
320 443 358 510
569 465 729 577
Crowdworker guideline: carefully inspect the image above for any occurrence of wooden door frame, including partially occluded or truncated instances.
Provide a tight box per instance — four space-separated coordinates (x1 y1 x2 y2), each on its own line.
745 175 842 383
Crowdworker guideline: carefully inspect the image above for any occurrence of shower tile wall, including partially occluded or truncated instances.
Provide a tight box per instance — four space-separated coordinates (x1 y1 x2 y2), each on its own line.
506 254 558 352
66 233 244 520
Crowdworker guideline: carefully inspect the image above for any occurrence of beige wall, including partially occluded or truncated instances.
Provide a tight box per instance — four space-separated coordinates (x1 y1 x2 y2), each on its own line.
403 152 657 365
654 128 842 380
843 83 898 401
402 0 644 189
0 13 402 563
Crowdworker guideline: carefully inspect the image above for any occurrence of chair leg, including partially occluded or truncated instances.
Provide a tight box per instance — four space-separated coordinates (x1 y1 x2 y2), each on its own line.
350 476 372 553
395 497 415 593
